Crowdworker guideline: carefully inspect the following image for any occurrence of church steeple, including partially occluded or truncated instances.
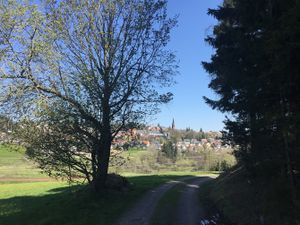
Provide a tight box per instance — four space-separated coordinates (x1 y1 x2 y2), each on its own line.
172 118 175 130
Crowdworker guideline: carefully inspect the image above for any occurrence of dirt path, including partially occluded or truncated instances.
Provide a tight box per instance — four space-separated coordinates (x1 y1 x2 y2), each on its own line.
115 177 194 225
175 177 211 225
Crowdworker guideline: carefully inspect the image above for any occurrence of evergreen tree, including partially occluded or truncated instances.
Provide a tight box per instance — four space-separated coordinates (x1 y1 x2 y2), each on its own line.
203 0 300 222
203 0 271 169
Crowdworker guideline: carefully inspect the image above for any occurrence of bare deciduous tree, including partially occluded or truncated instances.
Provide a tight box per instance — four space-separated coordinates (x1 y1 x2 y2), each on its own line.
0 0 177 191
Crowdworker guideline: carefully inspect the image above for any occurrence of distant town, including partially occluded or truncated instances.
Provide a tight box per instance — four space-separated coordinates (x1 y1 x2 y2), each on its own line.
0 116 229 152
112 120 229 152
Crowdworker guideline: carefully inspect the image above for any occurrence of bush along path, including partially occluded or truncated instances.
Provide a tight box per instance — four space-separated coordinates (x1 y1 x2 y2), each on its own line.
115 176 212 225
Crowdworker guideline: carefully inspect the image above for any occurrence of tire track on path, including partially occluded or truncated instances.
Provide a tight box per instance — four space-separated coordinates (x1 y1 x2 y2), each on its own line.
175 177 212 225
115 177 194 225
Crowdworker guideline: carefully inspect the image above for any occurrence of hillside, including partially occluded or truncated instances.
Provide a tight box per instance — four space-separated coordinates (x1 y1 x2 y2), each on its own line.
0 145 47 182
199 166 300 225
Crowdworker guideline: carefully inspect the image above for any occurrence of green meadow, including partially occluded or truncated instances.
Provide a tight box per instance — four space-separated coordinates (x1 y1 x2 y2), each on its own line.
0 145 213 225
0 145 47 181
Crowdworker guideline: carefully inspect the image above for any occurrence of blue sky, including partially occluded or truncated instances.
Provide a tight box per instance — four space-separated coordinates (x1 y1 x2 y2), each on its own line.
151 0 225 131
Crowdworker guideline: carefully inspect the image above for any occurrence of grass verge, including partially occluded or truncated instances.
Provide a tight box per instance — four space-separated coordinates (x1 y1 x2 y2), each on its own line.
150 182 185 225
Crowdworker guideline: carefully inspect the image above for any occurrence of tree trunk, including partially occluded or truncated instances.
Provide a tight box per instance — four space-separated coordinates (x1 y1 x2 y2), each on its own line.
248 111 257 172
279 88 299 225
93 138 111 192
93 81 112 192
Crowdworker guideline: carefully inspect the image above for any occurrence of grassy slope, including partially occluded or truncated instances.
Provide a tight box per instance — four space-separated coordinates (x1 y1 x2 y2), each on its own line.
112 147 227 174
0 145 46 180
0 145 216 225
199 167 299 225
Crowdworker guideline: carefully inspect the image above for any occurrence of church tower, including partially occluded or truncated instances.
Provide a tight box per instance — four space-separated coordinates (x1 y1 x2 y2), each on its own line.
172 118 175 130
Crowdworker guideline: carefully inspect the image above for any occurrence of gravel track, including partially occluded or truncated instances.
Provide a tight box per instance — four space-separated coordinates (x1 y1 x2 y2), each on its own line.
115 177 194 225
175 177 211 225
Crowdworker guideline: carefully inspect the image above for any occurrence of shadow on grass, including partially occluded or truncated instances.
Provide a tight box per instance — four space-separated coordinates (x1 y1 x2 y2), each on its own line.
0 174 197 225
46 185 82 194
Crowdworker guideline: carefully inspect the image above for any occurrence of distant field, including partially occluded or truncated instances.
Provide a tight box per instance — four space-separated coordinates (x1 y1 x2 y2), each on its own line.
0 145 47 182
111 146 234 174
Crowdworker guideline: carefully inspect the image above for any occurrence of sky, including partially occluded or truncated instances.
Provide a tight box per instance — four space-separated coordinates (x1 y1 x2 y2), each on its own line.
151 0 225 132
